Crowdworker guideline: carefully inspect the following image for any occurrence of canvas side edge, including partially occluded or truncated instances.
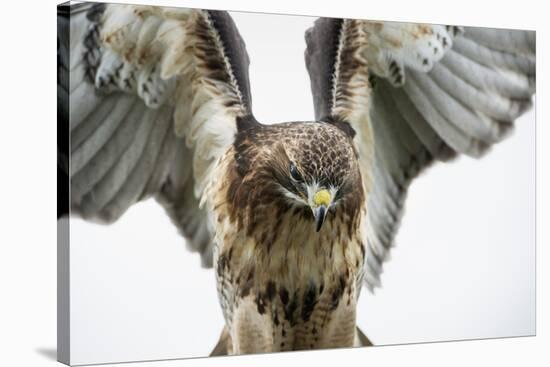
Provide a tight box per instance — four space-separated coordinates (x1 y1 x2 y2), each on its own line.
57 2 72 365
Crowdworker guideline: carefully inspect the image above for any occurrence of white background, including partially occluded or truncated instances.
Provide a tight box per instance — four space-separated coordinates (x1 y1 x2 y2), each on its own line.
0 0 547 367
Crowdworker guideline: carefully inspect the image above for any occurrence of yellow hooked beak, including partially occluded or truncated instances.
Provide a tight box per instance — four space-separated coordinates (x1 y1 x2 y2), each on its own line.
312 189 331 232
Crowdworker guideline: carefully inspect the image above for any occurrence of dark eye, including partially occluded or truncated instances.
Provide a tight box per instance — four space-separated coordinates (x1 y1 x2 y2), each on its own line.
289 163 303 182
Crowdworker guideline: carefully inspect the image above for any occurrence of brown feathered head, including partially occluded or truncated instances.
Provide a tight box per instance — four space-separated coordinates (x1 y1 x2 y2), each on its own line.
230 121 364 234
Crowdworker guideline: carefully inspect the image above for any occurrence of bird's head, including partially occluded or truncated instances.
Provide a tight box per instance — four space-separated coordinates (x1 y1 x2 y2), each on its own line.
261 122 364 232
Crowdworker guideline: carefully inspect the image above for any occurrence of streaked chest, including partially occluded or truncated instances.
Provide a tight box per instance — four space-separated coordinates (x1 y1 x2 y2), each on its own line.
206 158 367 351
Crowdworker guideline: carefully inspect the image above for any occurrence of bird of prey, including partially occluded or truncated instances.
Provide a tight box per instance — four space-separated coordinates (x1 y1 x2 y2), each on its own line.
57 2 536 356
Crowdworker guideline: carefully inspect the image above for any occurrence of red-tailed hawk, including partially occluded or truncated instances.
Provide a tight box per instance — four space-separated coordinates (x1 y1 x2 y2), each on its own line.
58 2 535 355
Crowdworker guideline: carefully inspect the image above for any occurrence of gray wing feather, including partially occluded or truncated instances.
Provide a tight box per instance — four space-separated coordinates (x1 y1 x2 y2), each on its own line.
101 108 172 221
70 95 118 151
71 97 140 199
464 27 535 54
452 36 535 85
68 82 106 131
402 74 484 155
433 58 527 120
77 106 165 220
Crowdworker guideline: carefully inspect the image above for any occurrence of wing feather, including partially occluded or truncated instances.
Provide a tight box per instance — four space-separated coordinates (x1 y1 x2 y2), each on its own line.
382 81 454 160
403 74 484 155
70 96 118 151
434 59 527 121
71 96 137 177
452 36 535 88
101 106 173 221
78 106 163 220
68 82 106 130
443 47 533 98
463 27 535 54
305 18 535 290
141 118 180 200
60 3 254 266
71 98 143 206
411 70 501 144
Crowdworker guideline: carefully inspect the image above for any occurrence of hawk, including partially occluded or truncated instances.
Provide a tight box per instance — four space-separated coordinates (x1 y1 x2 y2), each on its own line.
58 2 536 355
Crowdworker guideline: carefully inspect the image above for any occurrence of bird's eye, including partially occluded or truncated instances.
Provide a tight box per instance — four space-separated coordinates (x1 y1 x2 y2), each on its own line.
289 163 303 182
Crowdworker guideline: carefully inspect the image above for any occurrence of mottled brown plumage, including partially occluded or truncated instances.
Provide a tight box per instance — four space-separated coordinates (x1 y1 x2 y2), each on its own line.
206 121 368 353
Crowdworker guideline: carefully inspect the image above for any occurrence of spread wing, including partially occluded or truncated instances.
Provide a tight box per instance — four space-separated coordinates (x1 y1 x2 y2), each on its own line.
305 18 535 290
58 3 254 266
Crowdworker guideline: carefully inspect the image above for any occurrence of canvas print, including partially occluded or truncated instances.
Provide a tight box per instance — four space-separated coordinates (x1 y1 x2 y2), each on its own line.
57 1 536 365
